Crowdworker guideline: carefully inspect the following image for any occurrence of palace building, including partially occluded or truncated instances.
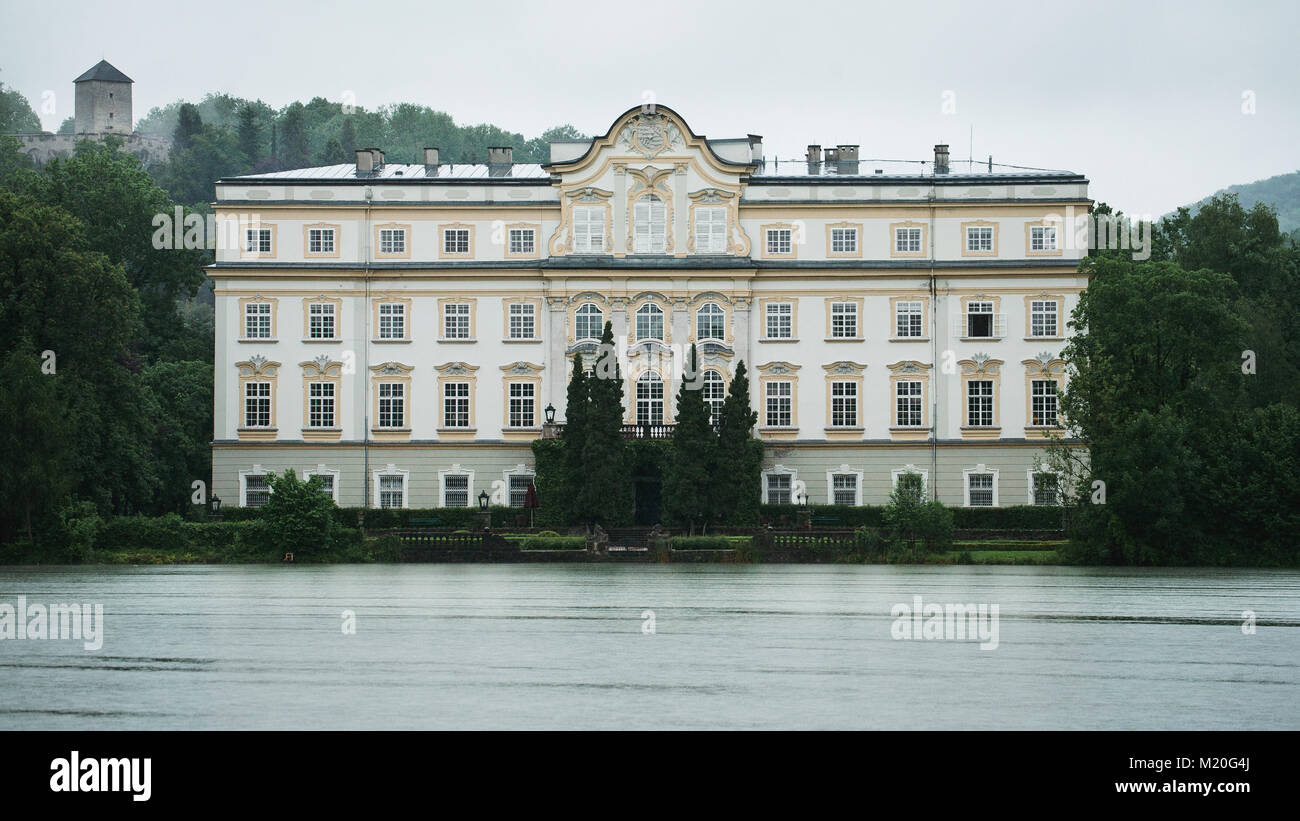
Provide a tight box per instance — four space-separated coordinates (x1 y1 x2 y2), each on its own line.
209 105 1089 514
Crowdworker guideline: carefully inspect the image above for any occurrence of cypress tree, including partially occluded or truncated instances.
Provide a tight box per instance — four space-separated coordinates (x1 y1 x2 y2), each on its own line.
578 321 629 526
716 360 761 526
236 103 260 169
664 344 716 533
560 351 588 524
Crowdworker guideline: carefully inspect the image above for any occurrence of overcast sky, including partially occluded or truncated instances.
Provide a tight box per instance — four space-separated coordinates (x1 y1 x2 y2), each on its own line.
2 0 1296 216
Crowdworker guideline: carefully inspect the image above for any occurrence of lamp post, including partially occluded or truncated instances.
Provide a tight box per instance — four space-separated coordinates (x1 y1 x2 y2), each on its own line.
544 403 556 425
209 494 222 520
478 490 491 531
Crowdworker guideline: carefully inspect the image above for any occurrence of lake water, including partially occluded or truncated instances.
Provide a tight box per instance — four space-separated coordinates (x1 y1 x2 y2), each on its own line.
2 564 1298 730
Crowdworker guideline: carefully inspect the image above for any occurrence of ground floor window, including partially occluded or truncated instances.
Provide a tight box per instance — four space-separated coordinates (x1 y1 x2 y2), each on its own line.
831 474 857 506
1033 472 1059 506
443 474 469 507
766 474 792 504
509 474 534 507
967 473 994 506
379 474 405 508
244 474 269 507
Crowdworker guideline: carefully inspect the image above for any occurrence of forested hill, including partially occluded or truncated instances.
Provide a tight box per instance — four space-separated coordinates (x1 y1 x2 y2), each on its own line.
1176 170 1300 235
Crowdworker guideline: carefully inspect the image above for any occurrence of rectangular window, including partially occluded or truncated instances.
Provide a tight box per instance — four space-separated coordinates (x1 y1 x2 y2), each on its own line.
245 228 271 253
1033 473 1059 506
308 382 335 428
968 474 994 506
896 380 923 427
508 303 536 339
895 226 922 253
444 474 469 507
830 302 858 338
832 474 857 506
379 228 405 255
1030 225 1058 251
312 474 334 499
830 227 857 253
966 301 994 338
765 302 793 339
573 206 605 253
443 228 470 254
766 474 791 505
1031 379 1059 426
244 382 271 427
633 196 667 254
1030 300 1058 338
830 381 858 427
442 303 471 339
694 206 727 253
765 381 792 427
245 474 270 508
766 228 792 255
378 474 404 508
378 303 405 339
443 382 470 428
509 475 533 508
244 302 272 339
508 382 535 427
377 382 405 428
966 226 993 252
895 300 923 338
308 303 335 339
508 228 535 255
308 228 335 254
967 380 994 427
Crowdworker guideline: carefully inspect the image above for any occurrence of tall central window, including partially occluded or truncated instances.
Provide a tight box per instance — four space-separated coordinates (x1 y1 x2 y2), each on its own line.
573 206 605 253
634 194 667 253
696 302 725 340
575 302 603 340
636 303 664 341
636 372 664 425
703 370 725 427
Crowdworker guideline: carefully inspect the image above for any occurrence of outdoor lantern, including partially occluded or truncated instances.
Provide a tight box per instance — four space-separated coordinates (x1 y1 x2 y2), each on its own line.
799 493 808 508
209 495 222 515
545 403 556 424
478 490 490 511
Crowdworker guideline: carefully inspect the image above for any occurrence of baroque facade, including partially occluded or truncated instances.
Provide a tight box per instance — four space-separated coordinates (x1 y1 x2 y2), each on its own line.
210 105 1089 513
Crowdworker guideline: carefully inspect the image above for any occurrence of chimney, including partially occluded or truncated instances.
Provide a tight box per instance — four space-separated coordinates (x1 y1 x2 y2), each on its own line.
806 144 822 175
836 144 859 175
748 134 764 164
423 147 440 168
823 146 840 174
934 143 950 175
355 149 374 175
488 146 513 177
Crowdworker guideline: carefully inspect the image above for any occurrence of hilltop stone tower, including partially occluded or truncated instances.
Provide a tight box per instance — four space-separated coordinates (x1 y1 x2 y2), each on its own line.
73 59 134 135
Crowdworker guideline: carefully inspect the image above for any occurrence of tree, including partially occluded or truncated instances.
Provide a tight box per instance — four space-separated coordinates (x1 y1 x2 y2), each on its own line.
236 103 261 168
262 469 339 558
339 117 356 157
578 321 629 526
279 102 310 169
664 345 716 533
315 136 348 166
0 346 76 539
173 103 203 152
715 360 760 526
0 83 41 133
141 360 214 515
560 351 588 523
883 472 952 556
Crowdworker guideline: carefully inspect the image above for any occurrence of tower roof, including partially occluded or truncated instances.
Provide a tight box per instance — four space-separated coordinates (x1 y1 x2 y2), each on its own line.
73 60 133 84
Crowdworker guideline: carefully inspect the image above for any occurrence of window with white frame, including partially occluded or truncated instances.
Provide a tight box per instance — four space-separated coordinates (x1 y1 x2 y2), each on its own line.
310 473 335 500
379 228 405 255
703 370 725 427
966 225 993 252
377 382 404 428
508 303 536 339
443 382 470 428
896 380 923 427
308 382 335 428
575 302 603 340
443 474 470 507
831 474 858 506
636 303 664 341
696 302 725 340
830 301 858 338
765 380 792 427
633 195 667 254
308 228 335 254
508 382 535 427
966 300 995 338
1032 472 1060 506
967 472 995 506
830 381 858 427
765 302 793 339
766 473 792 505
895 300 923 338
245 228 271 253
636 372 664 426
830 227 858 254
508 474 534 507
443 228 470 254
694 206 727 253
766 228 792 255
573 206 605 253
895 226 922 254
244 474 270 507
1030 300 1058 338
244 382 271 427
308 303 335 339
378 474 405 508
508 228 535 255
967 380 994 426
443 302 471 339
1031 379 1059 426
244 302 273 339
1030 225 1057 252
378 303 405 339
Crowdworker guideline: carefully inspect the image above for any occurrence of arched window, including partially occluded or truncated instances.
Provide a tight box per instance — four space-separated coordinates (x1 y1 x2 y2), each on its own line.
696 302 725 340
575 302 603 340
636 371 664 426
703 370 725 427
636 303 664 341
633 194 667 254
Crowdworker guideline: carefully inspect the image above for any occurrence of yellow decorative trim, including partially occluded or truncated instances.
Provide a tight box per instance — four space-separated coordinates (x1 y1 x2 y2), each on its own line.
887 360 933 440
688 295 733 345
1022 356 1066 431
237 295 279 340
888 295 929 340
566 293 608 345
239 223 278 260
302 223 341 258
1024 217 1065 257
959 294 1003 339
369 362 413 440
437 297 477 341
435 362 480 437
299 357 343 439
500 361 544 433
758 296 798 340
889 220 928 258
373 222 412 259
757 361 801 438
301 295 342 340
687 189 744 255
552 187 613 256
824 296 865 340
625 365 673 426
236 357 281 439
502 222 541 259
825 221 862 259
438 223 475 259
822 361 866 435
628 293 671 345
627 167 674 254
958 356 1004 439
760 222 798 259
502 297 543 341
1024 293 1065 339
372 295 412 341
960 219 999 257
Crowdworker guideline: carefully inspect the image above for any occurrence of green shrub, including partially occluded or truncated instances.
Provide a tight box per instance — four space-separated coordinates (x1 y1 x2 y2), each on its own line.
883 472 954 555
951 505 1064 530
670 536 742 551
262 470 339 558
521 535 586 550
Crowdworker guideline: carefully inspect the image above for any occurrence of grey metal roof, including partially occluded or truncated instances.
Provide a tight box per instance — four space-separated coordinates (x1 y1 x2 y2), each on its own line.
224 162 550 182
73 60 133 84
749 158 1083 182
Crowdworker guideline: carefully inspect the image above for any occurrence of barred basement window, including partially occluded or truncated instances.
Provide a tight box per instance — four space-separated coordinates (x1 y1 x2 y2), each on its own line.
308 303 335 339
830 381 858 427
378 303 405 339
443 228 470 254
244 382 271 427
1030 300 1058 337
377 383 404 428
832 474 857 506
765 302 793 338
308 382 335 427
444 474 469 507
509 475 533 507
508 228 535 254
378 474 404 508
895 301 923 337
245 302 272 338
313 474 334 499
308 228 335 254
245 474 270 507
508 382 535 427
575 302 603 340
896 380 923 426
1031 379 1059 426
895 226 922 253
1033 473 1059 506
968 474 994 506
766 228 792 255
967 380 994 426
766 381 792 427
443 382 470 427
379 228 405 254
444 303 471 339
766 474 791 505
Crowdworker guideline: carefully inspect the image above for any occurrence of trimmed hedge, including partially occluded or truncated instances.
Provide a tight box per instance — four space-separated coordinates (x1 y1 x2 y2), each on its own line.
222 506 532 530
759 504 1063 531
520 535 586 551
670 536 750 550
